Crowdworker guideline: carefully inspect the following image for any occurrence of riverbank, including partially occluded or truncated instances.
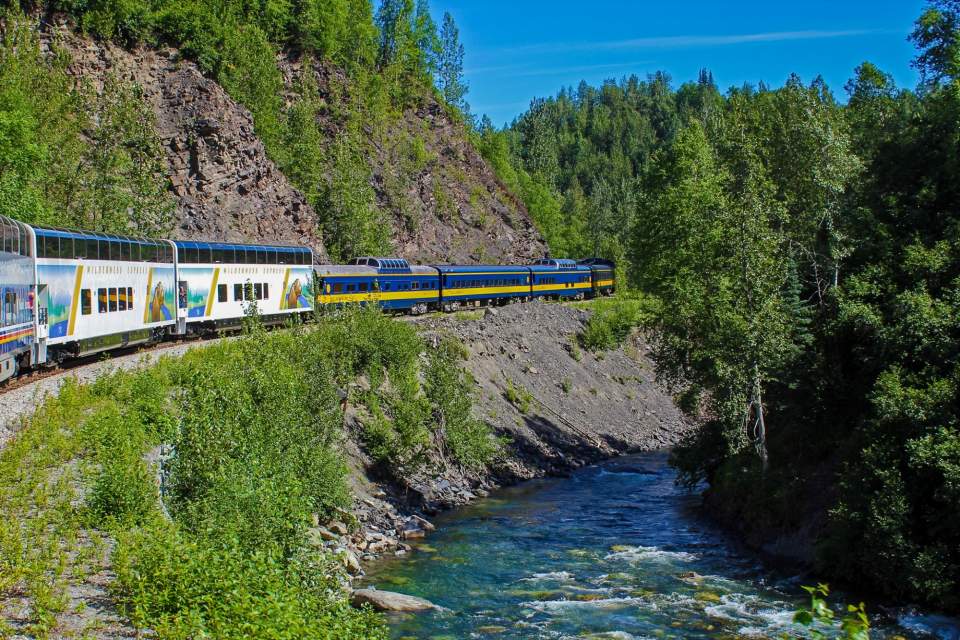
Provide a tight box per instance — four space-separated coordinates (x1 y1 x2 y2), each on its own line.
359 452 960 640
312 299 693 575
0 301 690 638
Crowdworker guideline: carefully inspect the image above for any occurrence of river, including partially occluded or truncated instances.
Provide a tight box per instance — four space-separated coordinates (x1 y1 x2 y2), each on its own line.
362 451 960 640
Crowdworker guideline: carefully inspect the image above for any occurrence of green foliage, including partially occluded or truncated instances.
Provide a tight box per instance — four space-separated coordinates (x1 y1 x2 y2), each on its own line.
425 336 498 469
113 522 385 640
0 10 174 233
792 584 870 640
436 11 468 113
578 294 656 351
504 378 533 414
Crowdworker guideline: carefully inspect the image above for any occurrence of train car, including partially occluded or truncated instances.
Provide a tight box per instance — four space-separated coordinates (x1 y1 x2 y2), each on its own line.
314 257 440 314
578 258 616 296
171 240 314 334
528 258 592 300
0 216 35 382
32 225 177 363
434 264 532 311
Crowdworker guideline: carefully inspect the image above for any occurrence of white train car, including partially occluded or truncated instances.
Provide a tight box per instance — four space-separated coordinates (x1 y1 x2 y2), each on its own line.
171 240 314 334
0 216 35 381
32 226 177 362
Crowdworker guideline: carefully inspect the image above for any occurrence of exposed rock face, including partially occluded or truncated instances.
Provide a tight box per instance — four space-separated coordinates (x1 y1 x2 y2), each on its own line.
351 589 440 612
281 57 548 265
46 26 548 265
49 28 328 257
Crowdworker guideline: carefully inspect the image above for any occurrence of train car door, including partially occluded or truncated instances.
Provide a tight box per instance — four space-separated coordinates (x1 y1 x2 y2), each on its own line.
176 280 189 334
34 283 48 365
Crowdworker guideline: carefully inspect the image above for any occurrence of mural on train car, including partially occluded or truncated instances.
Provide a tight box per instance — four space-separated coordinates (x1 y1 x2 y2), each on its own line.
145 267 175 324
37 264 82 338
280 269 313 310
177 267 217 318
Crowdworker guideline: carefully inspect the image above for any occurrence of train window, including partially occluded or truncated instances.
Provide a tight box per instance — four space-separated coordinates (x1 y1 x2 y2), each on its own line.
411 282 419 290
347 284 356 292
217 284 227 303
128 287 134 310
62 237 76 259
263 283 269 299
143 244 155 262
333 283 343 294
358 282 368 292
234 284 243 301
212 248 224 263
108 288 118 312
254 283 263 300
118 288 127 311
256 249 266 265
98 288 108 313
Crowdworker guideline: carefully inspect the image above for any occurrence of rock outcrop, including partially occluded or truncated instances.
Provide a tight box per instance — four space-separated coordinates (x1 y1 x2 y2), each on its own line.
46 27 328 258
351 589 440 613
43 24 548 265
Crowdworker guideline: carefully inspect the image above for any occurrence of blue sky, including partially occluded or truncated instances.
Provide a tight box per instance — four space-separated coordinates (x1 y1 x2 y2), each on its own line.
425 0 927 125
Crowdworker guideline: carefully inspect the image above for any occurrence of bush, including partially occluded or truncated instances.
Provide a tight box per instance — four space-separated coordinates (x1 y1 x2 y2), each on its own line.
504 378 533 414
113 523 385 640
579 294 657 351
426 337 498 469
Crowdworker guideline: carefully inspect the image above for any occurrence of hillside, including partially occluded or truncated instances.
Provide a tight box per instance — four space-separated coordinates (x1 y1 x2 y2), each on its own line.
35 15 545 264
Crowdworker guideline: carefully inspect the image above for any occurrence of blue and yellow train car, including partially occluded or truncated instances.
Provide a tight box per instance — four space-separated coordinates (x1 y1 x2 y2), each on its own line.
529 258 592 299
434 265 531 311
314 257 440 314
0 216 35 382
578 258 616 296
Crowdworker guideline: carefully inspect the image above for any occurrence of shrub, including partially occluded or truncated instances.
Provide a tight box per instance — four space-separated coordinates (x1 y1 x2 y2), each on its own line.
579 294 657 352
426 337 498 469
504 378 533 414
113 523 385 640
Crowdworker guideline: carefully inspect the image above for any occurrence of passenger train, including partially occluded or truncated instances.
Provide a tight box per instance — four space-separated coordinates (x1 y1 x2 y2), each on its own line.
0 214 615 382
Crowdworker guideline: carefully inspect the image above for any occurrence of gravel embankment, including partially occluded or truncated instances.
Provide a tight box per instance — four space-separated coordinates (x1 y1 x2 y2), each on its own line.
0 340 219 451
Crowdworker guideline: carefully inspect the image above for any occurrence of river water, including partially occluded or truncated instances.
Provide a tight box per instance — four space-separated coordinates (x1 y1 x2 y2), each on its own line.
363 451 960 640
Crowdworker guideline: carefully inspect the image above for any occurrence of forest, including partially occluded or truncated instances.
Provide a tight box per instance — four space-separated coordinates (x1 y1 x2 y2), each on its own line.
486 0 960 611
0 0 958 616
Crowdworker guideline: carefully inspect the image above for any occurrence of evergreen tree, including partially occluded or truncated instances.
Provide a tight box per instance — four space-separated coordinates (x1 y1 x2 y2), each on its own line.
437 11 469 112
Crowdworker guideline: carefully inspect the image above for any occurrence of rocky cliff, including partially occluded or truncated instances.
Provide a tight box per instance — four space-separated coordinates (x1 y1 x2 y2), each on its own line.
44 23 546 264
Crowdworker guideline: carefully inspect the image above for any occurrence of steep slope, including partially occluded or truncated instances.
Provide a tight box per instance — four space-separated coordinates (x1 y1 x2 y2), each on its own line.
43 22 546 264
49 27 328 258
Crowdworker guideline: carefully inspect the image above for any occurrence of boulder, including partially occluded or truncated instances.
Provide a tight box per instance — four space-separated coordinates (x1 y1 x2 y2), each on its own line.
351 589 439 612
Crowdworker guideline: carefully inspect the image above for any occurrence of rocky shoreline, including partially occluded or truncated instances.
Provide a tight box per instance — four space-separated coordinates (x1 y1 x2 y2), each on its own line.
312 301 693 592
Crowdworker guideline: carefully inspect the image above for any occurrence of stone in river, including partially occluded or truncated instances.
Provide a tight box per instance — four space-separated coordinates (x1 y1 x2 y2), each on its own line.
351 588 440 612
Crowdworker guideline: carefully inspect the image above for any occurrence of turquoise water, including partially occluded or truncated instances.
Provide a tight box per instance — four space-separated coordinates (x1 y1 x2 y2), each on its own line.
362 451 960 640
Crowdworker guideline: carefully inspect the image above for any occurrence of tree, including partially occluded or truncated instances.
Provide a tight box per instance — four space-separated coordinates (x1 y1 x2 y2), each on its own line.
910 0 960 88
636 121 791 471
436 11 468 112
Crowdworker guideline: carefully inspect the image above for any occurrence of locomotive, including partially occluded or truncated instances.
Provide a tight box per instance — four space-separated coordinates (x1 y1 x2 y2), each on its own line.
0 214 615 381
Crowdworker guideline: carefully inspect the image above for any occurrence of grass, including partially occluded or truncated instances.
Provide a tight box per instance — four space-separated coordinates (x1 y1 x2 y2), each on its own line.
0 306 498 638
577 292 659 352
504 378 533 414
